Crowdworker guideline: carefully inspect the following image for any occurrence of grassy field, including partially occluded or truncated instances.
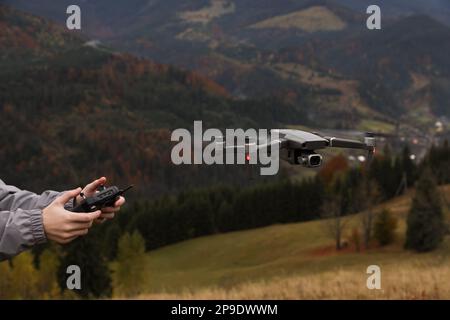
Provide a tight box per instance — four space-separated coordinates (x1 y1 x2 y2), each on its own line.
131 185 450 299
249 6 346 32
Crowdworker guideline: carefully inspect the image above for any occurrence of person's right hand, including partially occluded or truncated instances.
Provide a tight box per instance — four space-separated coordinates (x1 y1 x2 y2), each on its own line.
42 188 101 244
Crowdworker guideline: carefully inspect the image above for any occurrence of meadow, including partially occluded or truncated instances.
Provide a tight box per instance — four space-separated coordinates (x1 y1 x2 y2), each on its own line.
128 185 450 299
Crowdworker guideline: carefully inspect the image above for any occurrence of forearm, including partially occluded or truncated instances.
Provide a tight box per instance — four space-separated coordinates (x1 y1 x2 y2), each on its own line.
0 208 46 261
0 189 61 211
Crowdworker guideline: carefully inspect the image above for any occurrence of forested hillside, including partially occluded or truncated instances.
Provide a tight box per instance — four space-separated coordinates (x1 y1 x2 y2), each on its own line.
7 1 450 129
0 4 309 195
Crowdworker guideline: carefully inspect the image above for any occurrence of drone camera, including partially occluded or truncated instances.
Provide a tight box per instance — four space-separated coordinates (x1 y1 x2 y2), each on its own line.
309 154 323 167
298 153 323 167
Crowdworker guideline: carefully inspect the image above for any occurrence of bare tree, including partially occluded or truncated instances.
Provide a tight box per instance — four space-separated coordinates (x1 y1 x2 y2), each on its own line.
354 178 381 249
321 195 349 250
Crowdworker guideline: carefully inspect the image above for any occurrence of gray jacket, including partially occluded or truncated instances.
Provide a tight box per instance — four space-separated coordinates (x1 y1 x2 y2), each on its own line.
0 179 61 261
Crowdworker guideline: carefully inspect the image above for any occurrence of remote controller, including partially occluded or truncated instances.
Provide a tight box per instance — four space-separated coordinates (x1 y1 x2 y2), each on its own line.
71 185 133 213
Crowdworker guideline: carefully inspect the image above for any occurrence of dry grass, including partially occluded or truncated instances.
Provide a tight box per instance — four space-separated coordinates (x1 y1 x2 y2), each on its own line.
249 6 346 32
136 261 450 300
179 0 235 24
124 185 450 300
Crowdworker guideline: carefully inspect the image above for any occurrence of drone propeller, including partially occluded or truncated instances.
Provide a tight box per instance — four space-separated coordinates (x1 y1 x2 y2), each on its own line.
317 128 396 139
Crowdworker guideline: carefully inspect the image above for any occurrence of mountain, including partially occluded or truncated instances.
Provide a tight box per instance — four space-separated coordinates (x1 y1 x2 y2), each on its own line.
338 0 450 26
3 1 364 93
0 4 302 196
293 14 450 120
0 4 83 69
5 0 450 131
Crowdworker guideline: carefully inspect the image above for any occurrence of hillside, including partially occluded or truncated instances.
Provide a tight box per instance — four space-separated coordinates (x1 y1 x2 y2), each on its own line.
129 184 450 299
249 6 347 32
1 3 448 196
6 0 450 130
290 14 450 125
0 4 83 59
0 5 304 195
338 0 450 26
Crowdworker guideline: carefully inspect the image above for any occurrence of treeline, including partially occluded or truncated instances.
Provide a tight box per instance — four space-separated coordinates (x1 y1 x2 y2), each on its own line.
99 142 448 257
0 249 76 299
126 178 325 251
7 140 450 300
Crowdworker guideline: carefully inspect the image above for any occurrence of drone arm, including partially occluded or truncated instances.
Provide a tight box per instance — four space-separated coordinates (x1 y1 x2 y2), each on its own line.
326 136 375 163
326 137 371 151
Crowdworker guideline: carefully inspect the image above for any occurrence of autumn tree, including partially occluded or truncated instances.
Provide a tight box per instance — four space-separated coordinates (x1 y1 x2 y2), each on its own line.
0 261 12 299
112 231 147 297
8 252 39 299
318 154 348 185
36 249 61 299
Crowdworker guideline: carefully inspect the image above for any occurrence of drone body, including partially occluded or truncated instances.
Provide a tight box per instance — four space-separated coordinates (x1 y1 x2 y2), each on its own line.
225 129 376 168
275 129 375 168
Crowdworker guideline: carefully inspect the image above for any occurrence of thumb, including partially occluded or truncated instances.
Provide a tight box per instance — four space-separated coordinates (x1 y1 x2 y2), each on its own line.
83 177 107 194
55 187 82 206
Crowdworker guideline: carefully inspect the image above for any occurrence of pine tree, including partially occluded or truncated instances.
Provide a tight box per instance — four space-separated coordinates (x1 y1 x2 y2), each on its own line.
405 167 445 252
374 209 397 246
58 233 112 298
400 144 417 188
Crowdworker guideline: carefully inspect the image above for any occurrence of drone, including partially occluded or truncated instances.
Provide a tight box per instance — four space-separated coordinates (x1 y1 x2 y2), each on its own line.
220 129 376 168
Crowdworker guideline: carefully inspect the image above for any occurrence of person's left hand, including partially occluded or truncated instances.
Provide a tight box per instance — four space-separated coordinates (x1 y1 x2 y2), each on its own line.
77 177 126 223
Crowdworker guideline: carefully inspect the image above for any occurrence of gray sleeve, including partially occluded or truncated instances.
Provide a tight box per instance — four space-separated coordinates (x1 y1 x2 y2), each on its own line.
0 186 60 211
0 179 72 261
0 208 46 261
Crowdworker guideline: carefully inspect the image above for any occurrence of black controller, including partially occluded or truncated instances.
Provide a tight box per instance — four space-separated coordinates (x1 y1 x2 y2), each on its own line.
71 185 133 213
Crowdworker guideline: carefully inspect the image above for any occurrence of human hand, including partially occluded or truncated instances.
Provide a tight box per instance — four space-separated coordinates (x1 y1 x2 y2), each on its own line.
42 188 101 244
78 177 126 223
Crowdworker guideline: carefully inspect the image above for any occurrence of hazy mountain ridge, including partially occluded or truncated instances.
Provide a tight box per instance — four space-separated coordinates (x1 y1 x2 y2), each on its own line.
3 1 450 129
293 14 450 119
0 4 298 195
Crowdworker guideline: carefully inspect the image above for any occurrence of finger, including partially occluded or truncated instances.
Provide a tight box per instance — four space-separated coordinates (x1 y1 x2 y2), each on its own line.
68 210 102 222
61 235 80 244
55 234 78 244
83 177 107 194
66 220 94 231
68 228 89 237
114 197 126 207
114 197 125 207
95 218 107 224
99 212 115 220
101 206 120 213
55 188 82 206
